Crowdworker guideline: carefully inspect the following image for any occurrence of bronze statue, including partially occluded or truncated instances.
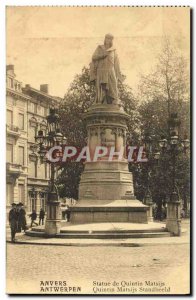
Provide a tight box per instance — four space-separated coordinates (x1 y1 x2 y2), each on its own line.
90 34 123 105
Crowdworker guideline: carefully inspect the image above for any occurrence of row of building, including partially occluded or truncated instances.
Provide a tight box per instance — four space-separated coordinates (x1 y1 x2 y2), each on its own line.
6 65 62 215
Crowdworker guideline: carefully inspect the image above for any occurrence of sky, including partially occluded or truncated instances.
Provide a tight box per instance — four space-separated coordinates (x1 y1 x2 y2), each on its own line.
6 7 190 98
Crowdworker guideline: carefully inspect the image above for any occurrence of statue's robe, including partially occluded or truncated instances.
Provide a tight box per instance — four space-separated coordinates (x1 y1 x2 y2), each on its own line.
90 45 122 104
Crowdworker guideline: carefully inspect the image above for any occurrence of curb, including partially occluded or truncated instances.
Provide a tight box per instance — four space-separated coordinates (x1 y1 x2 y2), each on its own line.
6 239 189 247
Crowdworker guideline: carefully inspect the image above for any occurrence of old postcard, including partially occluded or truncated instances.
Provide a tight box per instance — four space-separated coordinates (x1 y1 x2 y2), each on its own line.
6 6 191 295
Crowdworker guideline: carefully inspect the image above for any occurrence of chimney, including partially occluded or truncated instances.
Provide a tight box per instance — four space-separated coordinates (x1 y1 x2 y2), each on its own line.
6 65 15 77
40 84 49 94
6 65 14 72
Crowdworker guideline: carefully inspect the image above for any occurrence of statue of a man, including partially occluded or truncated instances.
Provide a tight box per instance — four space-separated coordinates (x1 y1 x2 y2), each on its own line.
90 34 123 105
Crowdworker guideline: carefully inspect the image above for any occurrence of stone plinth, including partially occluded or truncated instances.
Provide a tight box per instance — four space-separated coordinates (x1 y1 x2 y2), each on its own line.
166 199 181 236
144 192 154 222
71 200 148 224
70 103 148 224
45 200 61 235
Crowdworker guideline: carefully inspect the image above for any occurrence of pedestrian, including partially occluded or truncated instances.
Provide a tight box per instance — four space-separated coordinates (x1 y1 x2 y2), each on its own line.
9 203 18 243
39 208 45 225
18 202 27 232
153 203 158 220
29 210 38 227
66 205 71 222
162 206 167 220
15 204 21 232
181 208 185 218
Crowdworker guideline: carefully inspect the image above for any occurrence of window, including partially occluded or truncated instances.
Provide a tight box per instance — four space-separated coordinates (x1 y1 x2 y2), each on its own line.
34 103 38 114
40 120 47 131
6 183 13 205
7 110 13 125
7 143 13 163
32 197 37 211
18 184 25 204
40 192 46 210
29 117 37 126
18 113 24 130
10 78 13 88
31 103 34 112
29 192 37 211
44 107 48 117
45 163 48 179
40 106 44 116
28 102 31 111
29 160 37 178
28 126 37 143
31 102 37 114
18 146 25 165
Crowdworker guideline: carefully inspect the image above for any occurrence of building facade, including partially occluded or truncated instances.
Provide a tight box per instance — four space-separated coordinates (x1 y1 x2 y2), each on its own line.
6 65 61 215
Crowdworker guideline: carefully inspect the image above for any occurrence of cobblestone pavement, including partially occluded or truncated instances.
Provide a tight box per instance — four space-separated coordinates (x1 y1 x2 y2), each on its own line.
6 242 190 294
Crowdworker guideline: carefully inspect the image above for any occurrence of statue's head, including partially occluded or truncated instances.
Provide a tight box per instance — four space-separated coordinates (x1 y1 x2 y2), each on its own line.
104 33 114 48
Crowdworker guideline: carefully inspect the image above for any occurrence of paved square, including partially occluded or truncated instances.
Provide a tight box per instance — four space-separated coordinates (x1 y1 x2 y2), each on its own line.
6 242 190 294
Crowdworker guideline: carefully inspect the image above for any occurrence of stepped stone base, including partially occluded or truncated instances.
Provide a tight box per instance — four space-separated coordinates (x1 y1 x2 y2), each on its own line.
26 222 170 239
70 199 149 224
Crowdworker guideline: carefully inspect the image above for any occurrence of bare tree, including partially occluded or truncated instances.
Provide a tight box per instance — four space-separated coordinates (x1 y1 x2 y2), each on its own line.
138 37 189 123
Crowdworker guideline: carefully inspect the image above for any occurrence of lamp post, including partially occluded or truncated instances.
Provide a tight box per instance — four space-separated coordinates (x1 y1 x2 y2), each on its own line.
158 113 189 236
35 108 67 235
143 135 160 222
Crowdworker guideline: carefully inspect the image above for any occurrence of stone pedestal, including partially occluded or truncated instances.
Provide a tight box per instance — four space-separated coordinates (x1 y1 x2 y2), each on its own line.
71 104 148 224
144 191 153 222
71 200 148 223
147 203 153 222
166 196 181 236
45 200 61 235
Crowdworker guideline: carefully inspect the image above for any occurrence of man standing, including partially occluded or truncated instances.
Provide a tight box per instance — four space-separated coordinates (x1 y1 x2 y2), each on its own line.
18 202 27 232
9 203 18 243
90 33 123 104
65 205 71 222
15 203 21 232
39 208 45 225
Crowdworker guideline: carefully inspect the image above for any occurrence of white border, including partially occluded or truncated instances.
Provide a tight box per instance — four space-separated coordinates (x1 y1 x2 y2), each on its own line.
0 0 193 5
0 1 194 299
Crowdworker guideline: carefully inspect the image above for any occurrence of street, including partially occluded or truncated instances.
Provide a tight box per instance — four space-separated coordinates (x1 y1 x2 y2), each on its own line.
6 242 190 294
